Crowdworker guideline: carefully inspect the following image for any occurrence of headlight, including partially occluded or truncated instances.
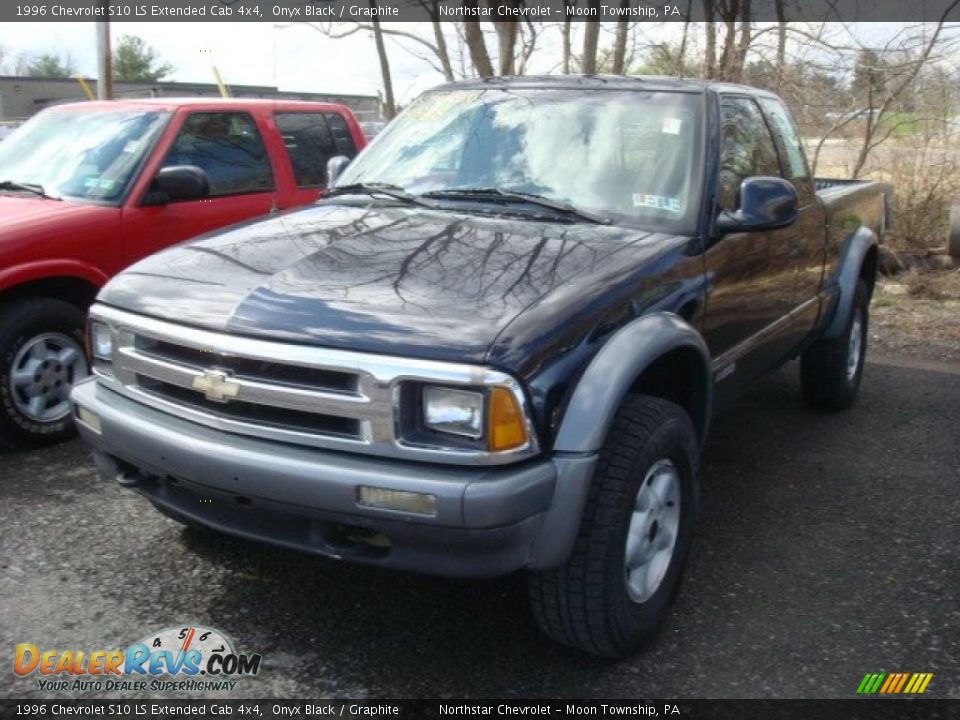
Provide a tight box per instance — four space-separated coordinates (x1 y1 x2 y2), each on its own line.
423 386 483 438
419 384 529 452
90 322 114 361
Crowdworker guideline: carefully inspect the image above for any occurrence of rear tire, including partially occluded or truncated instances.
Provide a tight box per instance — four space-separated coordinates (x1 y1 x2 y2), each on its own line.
800 279 869 410
0 298 88 450
528 395 698 658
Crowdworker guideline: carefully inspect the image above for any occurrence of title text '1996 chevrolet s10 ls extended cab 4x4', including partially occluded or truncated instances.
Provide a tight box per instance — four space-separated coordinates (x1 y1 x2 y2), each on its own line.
0 98 365 448
72 76 889 657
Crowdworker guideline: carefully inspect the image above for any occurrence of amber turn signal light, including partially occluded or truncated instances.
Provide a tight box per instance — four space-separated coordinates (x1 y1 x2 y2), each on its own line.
487 387 527 452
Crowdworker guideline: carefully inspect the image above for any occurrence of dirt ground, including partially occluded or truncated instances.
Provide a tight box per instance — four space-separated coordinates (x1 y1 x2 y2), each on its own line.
871 269 960 364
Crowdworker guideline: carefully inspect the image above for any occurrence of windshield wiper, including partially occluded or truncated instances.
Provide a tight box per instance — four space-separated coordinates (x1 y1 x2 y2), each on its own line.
0 180 61 201
422 187 610 225
326 182 436 208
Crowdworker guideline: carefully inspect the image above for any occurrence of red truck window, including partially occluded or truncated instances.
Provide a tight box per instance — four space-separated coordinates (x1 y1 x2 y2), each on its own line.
161 112 274 197
323 112 358 158
275 112 338 188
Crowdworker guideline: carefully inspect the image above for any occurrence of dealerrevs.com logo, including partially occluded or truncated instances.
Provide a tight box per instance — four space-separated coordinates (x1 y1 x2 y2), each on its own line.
14 625 262 693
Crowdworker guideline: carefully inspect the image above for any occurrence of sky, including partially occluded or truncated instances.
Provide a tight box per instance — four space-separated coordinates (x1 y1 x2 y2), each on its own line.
0 21 932 105
0 22 454 102
0 21 685 103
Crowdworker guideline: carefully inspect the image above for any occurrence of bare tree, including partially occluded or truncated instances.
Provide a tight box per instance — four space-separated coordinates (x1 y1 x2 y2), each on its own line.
430 12 455 80
774 0 787 89
611 1 631 74
676 0 694 76
463 20 495 77
582 9 601 73
562 16 573 73
702 4 717 78
490 2 520 75
369 6 396 119
515 20 544 74
830 4 960 177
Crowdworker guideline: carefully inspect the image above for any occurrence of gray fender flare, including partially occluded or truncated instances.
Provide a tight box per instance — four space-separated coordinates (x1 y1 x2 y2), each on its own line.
823 227 878 340
529 312 711 569
554 312 712 453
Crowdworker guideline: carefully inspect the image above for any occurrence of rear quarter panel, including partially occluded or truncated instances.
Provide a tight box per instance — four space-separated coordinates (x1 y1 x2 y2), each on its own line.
816 179 890 335
818 180 888 284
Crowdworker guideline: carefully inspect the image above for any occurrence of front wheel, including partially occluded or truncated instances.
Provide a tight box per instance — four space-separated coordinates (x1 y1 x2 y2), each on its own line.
0 298 88 450
528 395 699 658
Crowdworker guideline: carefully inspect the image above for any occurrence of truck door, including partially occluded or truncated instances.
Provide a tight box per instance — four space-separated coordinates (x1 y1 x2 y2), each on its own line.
123 110 278 262
702 95 799 396
757 97 826 338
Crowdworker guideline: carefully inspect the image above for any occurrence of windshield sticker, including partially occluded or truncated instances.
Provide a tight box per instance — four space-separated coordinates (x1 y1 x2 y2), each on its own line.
662 117 682 135
633 194 683 213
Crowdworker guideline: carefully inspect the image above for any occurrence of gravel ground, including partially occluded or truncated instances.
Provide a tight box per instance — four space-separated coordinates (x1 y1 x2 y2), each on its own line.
1 353 958 700
872 270 960 364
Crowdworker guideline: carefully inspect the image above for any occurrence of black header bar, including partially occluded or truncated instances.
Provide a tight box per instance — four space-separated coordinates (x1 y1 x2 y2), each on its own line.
1 699 959 720
5 0 960 23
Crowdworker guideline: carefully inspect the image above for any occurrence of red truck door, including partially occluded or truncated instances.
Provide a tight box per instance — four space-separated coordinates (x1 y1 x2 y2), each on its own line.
122 109 278 263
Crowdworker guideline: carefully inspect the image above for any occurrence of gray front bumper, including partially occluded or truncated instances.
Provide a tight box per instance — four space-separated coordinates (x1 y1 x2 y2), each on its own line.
71 379 595 577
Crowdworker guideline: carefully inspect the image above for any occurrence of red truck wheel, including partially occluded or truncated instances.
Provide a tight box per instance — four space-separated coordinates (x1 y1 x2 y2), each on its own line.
0 298 88 449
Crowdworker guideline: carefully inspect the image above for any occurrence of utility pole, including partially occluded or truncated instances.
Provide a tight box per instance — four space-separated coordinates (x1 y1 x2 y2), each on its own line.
96 5 112 100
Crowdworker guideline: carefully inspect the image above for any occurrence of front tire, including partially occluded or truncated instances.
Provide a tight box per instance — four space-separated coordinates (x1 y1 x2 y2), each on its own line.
0 298 88 450
800 279 869 410
528 395 699 658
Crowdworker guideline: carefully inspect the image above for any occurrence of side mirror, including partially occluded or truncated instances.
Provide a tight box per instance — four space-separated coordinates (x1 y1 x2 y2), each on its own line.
714 176 798 234
143 165 210 205
326 155 351 187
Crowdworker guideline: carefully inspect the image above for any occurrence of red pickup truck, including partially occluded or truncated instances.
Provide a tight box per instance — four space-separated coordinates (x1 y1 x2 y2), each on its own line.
0 98 366 448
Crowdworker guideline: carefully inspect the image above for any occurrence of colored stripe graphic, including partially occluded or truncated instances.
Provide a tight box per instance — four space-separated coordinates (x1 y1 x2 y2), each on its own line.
857 673 885 694
879 674 897 694
893 673 909 693
857 673 932 694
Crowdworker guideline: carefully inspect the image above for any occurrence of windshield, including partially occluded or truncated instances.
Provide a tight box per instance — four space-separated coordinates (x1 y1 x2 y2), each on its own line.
337 87 703 229
0 108 169 203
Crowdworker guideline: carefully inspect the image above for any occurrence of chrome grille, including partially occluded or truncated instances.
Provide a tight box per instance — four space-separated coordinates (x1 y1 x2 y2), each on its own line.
135 337 360 395
89 304 539 466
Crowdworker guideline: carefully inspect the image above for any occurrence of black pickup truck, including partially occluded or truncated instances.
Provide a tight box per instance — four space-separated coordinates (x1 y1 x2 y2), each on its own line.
72 76 889 657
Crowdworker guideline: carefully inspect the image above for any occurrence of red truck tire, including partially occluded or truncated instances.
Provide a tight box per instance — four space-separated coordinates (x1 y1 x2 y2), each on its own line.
0 298 88 449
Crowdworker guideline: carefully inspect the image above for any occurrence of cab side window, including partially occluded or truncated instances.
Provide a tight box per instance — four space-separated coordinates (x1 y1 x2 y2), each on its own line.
275 112 337 188
716 97 781 211
324 112 358 158
758 98 810 181
161 112 273 197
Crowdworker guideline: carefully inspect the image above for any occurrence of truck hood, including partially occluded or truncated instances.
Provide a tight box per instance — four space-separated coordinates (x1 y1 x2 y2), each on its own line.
101 202 684 366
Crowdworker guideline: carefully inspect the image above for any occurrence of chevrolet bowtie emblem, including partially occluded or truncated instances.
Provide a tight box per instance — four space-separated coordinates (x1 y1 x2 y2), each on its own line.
192 369 240 403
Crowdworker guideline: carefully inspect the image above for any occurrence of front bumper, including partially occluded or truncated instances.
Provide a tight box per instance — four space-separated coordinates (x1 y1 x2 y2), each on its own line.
71 379 594 577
